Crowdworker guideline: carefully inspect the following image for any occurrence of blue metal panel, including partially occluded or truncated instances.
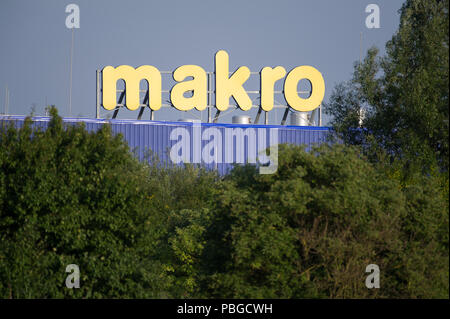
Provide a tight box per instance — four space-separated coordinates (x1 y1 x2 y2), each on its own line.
1 116 331 175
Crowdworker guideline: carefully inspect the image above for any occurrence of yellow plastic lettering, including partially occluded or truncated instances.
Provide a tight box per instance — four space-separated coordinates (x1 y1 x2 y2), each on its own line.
215 50 251 111
170 65 207 111
260 66 286 111
284 66 325 112
102 65 162 111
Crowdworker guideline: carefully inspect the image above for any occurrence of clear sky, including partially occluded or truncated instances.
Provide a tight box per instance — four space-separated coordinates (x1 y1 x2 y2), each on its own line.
0 0 405 125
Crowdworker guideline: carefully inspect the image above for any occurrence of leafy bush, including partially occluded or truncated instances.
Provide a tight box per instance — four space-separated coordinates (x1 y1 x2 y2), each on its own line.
0 109 447 298
325 0 449 173
194 144 448 298
0 108 171 298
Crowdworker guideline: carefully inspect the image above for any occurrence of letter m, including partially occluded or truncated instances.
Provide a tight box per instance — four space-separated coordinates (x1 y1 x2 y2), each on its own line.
102 65 161 111
225 127 256 163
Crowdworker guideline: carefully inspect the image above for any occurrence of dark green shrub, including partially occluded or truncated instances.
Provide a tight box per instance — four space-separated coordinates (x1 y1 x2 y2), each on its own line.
195 144 448 298
0 108 169 298
0 108 447 298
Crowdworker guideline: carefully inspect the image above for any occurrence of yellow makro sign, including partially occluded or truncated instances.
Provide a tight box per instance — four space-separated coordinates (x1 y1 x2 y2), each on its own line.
102 50 325 113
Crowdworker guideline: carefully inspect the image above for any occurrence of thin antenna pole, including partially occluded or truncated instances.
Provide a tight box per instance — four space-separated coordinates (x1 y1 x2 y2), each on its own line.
96 70 100 119
69 27 74 117
359 32 363 127
208 72 212 123
4 86 9 115
359 32 362 65
319 104 322 127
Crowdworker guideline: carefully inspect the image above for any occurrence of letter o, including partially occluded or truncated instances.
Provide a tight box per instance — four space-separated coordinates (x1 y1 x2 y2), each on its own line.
284 66 325 112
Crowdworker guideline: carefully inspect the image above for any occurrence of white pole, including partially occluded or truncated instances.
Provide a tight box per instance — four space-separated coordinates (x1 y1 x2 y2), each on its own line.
359 32 363 127
319 104 322 126
69 27 74 117
4 86 9 115
359 32 362 65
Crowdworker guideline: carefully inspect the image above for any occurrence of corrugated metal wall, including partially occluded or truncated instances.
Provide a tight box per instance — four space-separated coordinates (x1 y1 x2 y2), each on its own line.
1 116 331 175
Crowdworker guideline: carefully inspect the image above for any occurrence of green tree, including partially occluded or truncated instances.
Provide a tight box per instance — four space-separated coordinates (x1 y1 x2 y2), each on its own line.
194 144 448 298
0 108 170 298
324 3 449 295
0 108 222 298
1 107 447 298
143 163 221 298
325 0 449 172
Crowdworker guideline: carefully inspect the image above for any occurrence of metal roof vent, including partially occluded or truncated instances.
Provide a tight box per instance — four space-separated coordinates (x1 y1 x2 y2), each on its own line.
290 112 309 126
232 115 251 124
177 119 197 123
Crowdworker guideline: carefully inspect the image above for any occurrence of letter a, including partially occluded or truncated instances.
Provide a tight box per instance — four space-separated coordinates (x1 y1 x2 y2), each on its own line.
65 264 80 288
365 264 380 288
65 4 80 29
170 65 207 111
365 4 380 29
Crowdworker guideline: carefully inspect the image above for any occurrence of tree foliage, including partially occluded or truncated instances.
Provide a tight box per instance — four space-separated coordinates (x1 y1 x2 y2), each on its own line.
0 109 447 298
325 0 449 172
195 144 448 298
321 0 449 298
0 108 169 298
2 1 449 296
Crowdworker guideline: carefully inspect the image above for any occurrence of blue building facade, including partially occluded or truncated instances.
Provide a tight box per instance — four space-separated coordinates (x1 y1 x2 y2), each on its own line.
1 116 331 175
